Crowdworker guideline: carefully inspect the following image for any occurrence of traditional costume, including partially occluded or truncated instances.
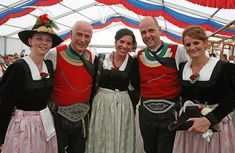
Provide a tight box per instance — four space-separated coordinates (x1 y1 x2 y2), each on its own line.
0 13 63 153
134 42 187 153
86 53 135 153
46 44 96 153
173 57 235 153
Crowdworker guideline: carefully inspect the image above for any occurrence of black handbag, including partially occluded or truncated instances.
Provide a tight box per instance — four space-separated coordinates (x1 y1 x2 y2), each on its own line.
168 104 220 132
168 105 201 131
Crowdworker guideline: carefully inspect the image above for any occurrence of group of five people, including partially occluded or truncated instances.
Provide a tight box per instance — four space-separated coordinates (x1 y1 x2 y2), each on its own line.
0 13 235 153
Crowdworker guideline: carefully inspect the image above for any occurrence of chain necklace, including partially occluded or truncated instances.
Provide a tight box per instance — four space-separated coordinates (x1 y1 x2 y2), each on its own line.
112 52 120 71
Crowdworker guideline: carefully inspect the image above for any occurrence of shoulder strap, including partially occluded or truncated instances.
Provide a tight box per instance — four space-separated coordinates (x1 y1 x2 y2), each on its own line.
77 52 95 77
145 47 177 70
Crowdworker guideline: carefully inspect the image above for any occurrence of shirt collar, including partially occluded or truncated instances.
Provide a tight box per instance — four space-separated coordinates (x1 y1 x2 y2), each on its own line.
148 41 164 53
69 45 85 56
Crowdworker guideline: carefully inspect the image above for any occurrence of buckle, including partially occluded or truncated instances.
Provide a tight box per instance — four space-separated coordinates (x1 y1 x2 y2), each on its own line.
141 99 175 113
48 101 58 113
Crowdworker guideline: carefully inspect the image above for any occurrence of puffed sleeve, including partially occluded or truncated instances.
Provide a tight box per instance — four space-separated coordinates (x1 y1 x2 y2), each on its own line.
175 45 188 70
0 62 24 144
129 57 140 108
205 62 235 125
45 49 57 71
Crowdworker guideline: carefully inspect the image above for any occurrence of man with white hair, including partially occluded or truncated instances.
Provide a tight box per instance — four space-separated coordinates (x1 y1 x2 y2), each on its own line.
46 21 96 153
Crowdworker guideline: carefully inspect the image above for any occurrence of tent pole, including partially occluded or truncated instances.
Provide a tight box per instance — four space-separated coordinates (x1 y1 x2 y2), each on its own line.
209 20 235 37
4 36 7 55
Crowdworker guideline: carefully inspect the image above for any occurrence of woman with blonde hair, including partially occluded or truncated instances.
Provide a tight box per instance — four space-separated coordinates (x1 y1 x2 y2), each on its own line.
0 13 63 153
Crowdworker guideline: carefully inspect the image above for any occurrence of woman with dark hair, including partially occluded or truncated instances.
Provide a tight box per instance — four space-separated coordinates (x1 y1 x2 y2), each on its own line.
86 28 137 153
173 25 235 153
0 14 63 153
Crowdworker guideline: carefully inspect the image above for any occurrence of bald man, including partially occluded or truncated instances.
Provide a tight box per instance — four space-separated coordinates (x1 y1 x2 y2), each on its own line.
46 21 97 153
131 16 187 153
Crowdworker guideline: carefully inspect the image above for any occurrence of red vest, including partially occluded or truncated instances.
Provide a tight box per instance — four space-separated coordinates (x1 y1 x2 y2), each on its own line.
137 44 181 99
51 45 94 106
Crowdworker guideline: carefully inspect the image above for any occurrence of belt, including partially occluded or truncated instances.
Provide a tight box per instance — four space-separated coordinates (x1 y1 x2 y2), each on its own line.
141 97 180 113
48 100 90 122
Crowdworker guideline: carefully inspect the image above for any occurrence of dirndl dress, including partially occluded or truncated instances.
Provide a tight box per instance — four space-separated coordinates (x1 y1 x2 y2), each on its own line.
86 88 135 153
2 109 57 153
173 114 235 153
174 58 235 153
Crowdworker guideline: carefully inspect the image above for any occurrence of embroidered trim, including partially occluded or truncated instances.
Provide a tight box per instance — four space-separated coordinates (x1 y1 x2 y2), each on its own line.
66 48 87 60
144 44 169 60
60 49 90 66
140 47 173 67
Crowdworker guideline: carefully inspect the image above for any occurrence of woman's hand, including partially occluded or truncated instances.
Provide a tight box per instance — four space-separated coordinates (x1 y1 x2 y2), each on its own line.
188 117 211 133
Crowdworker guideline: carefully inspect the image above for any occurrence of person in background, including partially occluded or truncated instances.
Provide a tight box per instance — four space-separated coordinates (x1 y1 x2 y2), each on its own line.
0 54 14 77
221 53 230 62
0 55 5 78
209 52 216 58
0 13 63 153
173 25 235 153
4 54 14 66
131 16 187 153
13 53 20 61
46 20 96 153
86 28 137 153
0 55 5 64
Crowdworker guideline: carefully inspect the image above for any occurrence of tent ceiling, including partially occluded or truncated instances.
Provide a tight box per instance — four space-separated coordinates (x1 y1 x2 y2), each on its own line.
0 0 235 45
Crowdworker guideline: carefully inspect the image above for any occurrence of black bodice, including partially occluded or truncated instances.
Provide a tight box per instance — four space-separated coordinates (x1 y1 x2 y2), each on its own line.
98 56 133 91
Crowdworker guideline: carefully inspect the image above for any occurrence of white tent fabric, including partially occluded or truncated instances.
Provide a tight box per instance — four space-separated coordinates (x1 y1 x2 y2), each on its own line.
0 0 234 55
0 1 234 152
